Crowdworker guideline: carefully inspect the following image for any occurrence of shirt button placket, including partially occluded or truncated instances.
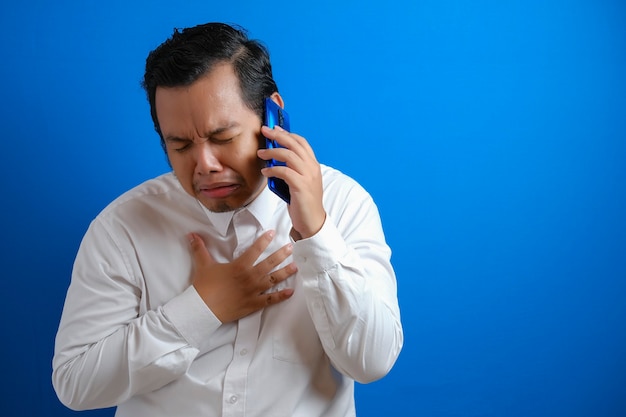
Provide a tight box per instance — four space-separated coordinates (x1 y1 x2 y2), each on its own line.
223 209 262 417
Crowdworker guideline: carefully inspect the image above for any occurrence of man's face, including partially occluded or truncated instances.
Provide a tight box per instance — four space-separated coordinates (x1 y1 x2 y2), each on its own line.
155 63 266 212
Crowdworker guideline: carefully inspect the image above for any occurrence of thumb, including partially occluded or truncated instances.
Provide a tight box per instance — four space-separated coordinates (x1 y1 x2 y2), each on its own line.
187 232 215 266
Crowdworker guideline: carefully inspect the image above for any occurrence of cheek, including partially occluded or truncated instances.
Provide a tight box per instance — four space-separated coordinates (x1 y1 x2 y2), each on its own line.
168 155 196 193
244 148 266 176
233 152 265 192
232 138 264 172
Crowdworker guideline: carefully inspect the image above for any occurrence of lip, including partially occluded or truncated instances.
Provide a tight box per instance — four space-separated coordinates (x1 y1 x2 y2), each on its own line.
197 182 241 199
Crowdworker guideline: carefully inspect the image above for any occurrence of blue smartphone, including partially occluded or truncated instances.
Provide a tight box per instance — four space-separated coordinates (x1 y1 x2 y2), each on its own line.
263 97 291 204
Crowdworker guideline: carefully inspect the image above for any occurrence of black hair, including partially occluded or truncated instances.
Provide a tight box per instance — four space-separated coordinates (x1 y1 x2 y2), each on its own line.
141 22 278 150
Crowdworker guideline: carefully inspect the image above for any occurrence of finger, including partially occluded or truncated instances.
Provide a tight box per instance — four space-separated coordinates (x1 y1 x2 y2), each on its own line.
264 262 298 290
187 233 216 267
261 124 284 136
261 157 310 185
257 129 297 163
259 128 317 172
262 288 295 306
237 230 275 267
255 243 294 276
287 132 315 157
257 146 295 164
271 127 315 159
261 125 301 151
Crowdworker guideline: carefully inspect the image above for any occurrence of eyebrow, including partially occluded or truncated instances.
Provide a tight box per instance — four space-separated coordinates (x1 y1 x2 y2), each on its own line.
163 123 241 143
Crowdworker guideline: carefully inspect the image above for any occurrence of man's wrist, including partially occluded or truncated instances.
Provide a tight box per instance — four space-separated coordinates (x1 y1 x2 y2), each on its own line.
291 213 327 241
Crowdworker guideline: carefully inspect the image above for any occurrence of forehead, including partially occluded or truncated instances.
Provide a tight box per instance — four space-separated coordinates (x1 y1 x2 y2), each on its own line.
155 63 252 136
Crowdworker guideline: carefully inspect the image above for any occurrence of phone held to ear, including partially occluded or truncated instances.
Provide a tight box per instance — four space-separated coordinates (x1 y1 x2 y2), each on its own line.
263 97 291 204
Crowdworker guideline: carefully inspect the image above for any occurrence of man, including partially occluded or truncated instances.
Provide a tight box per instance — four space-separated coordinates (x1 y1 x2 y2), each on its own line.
53 22 403 416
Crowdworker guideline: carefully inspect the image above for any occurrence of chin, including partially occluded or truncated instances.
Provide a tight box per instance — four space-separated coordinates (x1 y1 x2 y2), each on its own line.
195 196 239 213
205 200 239 213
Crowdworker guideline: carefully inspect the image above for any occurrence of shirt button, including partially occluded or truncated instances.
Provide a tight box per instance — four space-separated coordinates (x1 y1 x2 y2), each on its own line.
240 348 248 356
229 395 238 404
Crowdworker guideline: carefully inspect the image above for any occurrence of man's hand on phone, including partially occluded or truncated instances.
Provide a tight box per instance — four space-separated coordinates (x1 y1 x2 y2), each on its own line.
258 125 326 240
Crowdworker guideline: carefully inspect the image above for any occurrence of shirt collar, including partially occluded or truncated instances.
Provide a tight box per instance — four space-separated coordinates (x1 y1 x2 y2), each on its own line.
197 186 283 236
245 185 282 232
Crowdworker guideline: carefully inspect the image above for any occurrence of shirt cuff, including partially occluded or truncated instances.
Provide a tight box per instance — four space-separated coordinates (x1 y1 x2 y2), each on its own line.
291 214 347 275
162 286 222 350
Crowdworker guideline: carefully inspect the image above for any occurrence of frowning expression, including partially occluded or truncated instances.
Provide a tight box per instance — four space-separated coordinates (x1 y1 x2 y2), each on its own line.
155 63 266 212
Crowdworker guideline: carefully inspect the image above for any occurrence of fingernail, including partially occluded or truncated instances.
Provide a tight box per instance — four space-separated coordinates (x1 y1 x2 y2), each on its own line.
187 233 195 243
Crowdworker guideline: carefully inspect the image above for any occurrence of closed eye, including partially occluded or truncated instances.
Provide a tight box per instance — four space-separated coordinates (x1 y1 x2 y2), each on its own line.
211 137 234 145
173 142 193 153
164 137 194 153
164 132 238 152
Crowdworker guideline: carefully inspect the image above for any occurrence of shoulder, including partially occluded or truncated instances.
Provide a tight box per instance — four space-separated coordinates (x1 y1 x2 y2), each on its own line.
101 172 178 208
94 172 196 225
320 164 378 216
321 164 361 190
321 164 371 200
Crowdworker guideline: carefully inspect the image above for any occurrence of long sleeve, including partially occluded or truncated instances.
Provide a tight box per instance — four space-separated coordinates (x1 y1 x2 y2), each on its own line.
52 217 222 411
293 174 403 383
52 169 402 416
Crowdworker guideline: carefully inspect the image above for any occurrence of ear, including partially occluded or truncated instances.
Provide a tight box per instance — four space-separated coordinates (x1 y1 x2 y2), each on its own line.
269 92 285 109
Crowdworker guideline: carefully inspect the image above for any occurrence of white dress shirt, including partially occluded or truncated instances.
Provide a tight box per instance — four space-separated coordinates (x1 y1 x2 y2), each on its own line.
52 164 403 417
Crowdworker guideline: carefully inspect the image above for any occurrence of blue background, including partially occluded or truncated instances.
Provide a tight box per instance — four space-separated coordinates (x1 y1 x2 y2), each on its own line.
1 0 625 416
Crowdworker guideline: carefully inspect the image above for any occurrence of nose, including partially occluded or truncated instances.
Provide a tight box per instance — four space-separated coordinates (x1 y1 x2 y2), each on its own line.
193 142 223 175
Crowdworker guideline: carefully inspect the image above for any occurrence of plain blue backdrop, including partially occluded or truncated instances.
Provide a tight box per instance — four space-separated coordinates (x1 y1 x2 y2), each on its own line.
1 0 625 416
